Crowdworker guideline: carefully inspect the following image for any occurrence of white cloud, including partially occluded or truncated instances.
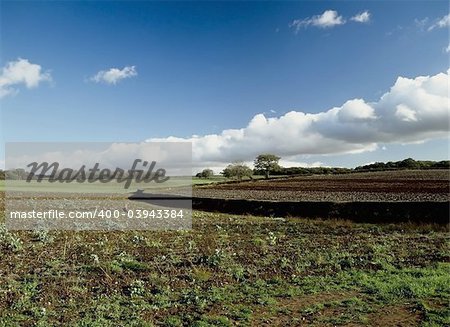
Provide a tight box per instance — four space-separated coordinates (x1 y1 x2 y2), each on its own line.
90 66 137 85
445 44 450 53
337 99 377 122
351 11 371 23
428 13 450 31
290 10 345 32
279 159 324 168
148 70 450 165
395 104 418 122
0 58 51 98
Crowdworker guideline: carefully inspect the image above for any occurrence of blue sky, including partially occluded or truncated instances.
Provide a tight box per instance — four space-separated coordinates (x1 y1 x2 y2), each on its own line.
1 1 449 170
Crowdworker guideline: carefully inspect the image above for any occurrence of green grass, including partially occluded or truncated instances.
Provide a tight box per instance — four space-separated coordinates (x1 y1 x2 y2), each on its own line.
0 205 448 326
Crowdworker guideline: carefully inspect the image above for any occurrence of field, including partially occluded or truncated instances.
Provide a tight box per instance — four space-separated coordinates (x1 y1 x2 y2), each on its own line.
0 170 449 326
193 170 450 202
2 177 196 194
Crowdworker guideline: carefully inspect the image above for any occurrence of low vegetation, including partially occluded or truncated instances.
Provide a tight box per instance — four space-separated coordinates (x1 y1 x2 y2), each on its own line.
221 162 253 180
355 158 450 172
0 205 448 326
1 160 449 325
268 158 450 177
195 169 214 179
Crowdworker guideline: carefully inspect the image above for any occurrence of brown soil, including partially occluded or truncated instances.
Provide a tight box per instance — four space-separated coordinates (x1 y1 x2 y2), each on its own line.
194 170 450 202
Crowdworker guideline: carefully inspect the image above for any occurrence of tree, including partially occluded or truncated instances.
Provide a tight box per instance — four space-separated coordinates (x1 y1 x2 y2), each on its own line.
221 162 253 180
254 154 281 179
198 168 214 178
6 168 27 180
398 158 420 169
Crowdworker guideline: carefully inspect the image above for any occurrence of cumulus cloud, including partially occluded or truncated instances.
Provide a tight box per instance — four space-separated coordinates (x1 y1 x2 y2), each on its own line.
90 66 137 85
290 10 345 32
445 44 450 53
148 70 450 165
351 11 371 23
0 58 51 98
428 13 450 31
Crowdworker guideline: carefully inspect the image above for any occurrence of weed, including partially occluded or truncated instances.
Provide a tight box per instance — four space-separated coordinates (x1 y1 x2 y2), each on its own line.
0 223 23 251
128 280 146 297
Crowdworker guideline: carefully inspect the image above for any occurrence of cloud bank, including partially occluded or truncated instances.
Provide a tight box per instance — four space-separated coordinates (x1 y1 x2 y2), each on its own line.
6 142 192 176
91 66 137 85
148 70 450 165
0 58 51 98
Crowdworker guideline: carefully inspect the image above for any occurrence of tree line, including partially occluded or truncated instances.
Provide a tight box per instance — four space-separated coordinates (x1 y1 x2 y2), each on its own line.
195 156 450 180
2 157 449 181
354 158 450 171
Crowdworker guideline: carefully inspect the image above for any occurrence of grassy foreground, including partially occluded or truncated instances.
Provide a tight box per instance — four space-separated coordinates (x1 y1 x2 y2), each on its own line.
0 209 448 326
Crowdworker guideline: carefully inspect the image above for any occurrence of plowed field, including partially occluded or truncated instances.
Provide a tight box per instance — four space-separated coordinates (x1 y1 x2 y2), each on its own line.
194 170 450 202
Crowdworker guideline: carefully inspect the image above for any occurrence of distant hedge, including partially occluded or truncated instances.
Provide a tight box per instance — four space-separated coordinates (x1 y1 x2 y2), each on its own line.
255 158 450 176
354 158 450 172
264 166 353 176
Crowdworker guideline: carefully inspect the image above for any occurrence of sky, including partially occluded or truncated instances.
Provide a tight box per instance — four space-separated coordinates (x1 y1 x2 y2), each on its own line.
0 1 449 172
